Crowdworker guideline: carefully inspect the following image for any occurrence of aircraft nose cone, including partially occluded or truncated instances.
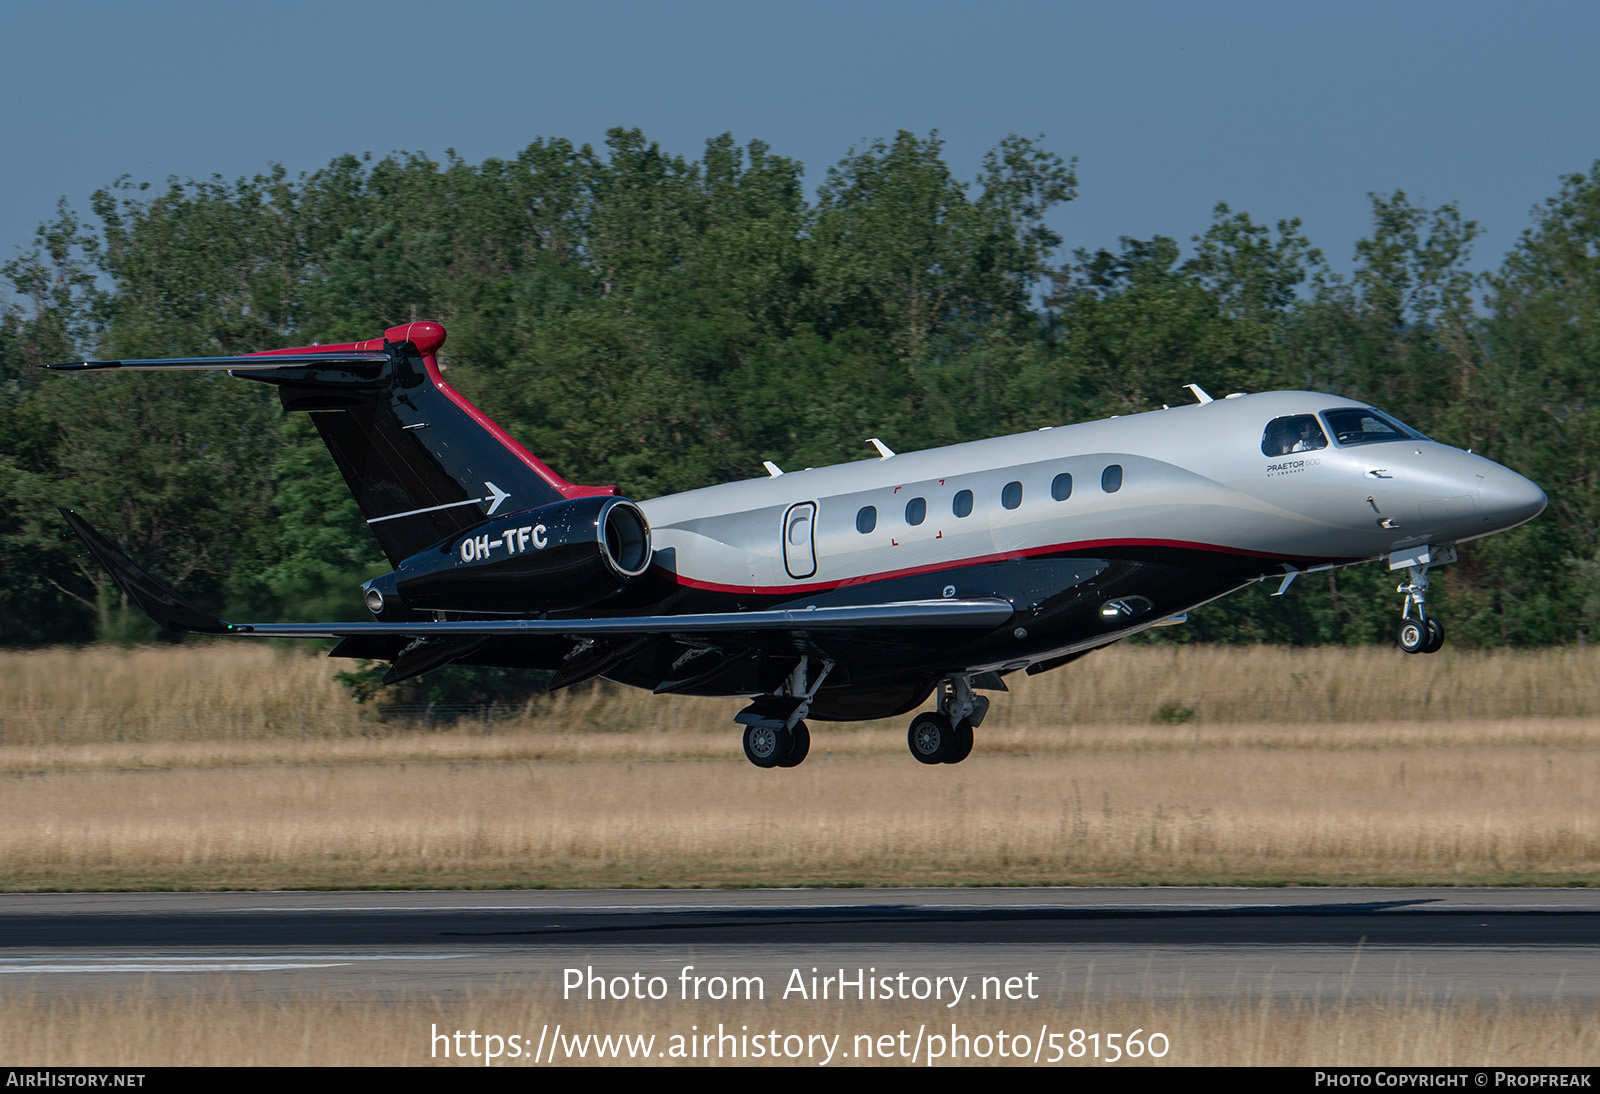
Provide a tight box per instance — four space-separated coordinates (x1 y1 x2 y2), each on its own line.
1478 466 1547 530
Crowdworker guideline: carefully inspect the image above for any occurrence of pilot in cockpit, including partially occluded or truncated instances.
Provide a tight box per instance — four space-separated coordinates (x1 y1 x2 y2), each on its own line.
1263 414 1329 456
1289 418 1326 453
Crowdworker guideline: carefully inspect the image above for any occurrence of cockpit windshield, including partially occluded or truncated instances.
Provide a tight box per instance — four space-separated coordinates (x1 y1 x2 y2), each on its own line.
1322 407 1429 447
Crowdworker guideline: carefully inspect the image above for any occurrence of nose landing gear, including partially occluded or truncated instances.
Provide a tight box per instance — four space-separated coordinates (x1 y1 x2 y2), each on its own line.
1392 545 1454 655
906 676 986 764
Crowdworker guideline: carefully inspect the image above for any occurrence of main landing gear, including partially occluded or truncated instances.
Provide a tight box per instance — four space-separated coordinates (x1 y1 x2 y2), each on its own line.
736 664 995 769
742 719 811 769
1392 546 1455 655
907 676 988 765
736 656 831 768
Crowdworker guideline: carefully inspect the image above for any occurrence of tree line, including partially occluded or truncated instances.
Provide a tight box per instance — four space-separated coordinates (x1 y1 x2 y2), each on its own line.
2 129 1597 649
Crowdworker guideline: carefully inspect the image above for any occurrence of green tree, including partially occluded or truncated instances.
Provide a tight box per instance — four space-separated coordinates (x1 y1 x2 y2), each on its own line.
812 132 1074 366
1296 191 1481 429
1476 162 1600 643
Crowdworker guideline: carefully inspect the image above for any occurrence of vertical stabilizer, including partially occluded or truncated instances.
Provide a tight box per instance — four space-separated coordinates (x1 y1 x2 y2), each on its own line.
238 322 615 563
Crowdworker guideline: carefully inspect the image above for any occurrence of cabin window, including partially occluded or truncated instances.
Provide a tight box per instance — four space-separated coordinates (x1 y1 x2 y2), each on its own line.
1101 465 1123 493
1262 414 1330 456
905 496 926 526
856 505 877 534
1051 472 1073 501
953 489 974 518
1322 407 1427 447
1002 481 1023 510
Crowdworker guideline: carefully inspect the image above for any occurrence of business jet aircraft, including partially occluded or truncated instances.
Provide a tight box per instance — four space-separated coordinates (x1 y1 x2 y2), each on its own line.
50 321 1547 768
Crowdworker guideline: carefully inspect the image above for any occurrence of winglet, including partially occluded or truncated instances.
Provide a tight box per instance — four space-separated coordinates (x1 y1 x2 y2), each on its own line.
57 509 232 634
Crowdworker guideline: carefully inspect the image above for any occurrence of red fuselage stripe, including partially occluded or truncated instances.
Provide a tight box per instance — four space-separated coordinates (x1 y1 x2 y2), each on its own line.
662 538 1363 595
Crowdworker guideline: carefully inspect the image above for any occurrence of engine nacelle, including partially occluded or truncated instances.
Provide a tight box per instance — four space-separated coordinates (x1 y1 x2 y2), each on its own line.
363 495 651 615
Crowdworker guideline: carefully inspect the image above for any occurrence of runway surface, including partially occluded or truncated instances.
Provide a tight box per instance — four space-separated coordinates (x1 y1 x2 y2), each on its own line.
1 888 1595 1004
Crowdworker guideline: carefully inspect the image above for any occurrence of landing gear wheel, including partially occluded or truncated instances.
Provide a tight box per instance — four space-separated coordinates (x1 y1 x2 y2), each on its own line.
1422 618 1445 654
909 712 953 764
943 719 974 764
1398 619 1427 654
743 723 789 768
778 721 810 767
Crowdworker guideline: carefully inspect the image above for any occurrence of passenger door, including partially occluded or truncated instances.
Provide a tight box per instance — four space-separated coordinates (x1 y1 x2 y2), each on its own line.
783 502 817 579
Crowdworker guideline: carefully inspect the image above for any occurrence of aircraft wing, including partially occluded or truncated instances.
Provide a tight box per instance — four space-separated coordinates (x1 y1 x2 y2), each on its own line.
59 509 1014 640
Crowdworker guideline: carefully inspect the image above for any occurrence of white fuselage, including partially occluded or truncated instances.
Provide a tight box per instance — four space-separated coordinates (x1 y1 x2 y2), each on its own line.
641 392 1546 598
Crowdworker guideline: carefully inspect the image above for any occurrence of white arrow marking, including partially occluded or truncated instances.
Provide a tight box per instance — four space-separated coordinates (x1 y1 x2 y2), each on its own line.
367 481 513 524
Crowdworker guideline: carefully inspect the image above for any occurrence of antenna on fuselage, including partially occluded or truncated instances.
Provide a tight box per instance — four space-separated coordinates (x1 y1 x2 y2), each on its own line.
1184 384 1214 404
866 438 895 459
763 461 784 477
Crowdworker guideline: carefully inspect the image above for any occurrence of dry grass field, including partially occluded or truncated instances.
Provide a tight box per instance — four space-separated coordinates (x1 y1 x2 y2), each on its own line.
2 641 1597 746
1 726 1597 889
0 642 1595 889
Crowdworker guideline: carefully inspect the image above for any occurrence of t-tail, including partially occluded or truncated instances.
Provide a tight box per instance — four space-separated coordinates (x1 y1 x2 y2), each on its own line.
48 322 616 565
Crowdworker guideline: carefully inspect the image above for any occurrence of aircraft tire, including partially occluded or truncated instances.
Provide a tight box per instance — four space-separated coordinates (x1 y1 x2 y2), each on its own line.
743 723 789 768
1422 618 1445 654
943 719 974 764
1397 619 1428 654
778 721 810 767
908 712 952 765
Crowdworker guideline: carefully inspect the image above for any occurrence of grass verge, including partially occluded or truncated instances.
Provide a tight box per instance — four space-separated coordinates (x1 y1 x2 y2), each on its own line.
1 644 1595 890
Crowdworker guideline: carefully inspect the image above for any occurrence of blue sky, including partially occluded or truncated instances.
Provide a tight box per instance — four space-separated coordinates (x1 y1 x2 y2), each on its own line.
4 0 1597 290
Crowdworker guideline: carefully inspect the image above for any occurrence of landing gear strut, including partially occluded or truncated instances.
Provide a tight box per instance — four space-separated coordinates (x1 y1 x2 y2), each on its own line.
736 656 830 768
906 676 987 765
1392 546 1453 655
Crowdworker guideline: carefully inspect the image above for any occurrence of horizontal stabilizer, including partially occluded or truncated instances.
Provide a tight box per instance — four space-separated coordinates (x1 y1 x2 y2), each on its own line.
44 353 389 372
58 509 230 634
